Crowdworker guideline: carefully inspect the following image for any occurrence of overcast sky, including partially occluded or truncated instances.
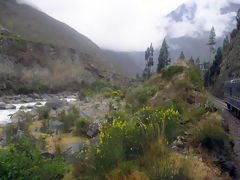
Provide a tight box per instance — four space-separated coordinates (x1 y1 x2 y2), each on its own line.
20 0 239 51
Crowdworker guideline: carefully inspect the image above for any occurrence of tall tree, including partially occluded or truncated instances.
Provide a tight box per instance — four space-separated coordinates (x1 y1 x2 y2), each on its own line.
157 39 170 73
204 47 223 87
196 57 200 65
223 35 230 53
237 8 240 30
189 56 194 64
179 51 185 60
207 27 216 54
143 43 154 78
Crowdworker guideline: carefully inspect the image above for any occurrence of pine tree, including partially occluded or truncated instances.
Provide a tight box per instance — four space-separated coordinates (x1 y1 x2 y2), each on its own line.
223 35 230 52
157 39 170 73
179 51 185 60
196 57 200 64
189 56 194 64
237 8 240 30
143 43 154 78
207 27 216 54
204 47 223 87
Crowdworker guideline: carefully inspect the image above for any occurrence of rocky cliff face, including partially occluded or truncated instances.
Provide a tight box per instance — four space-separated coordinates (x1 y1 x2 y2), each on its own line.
213 28 240 97
0 37 132 93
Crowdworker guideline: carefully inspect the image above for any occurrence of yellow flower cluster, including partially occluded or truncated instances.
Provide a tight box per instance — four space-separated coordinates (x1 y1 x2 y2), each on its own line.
104 90 122 98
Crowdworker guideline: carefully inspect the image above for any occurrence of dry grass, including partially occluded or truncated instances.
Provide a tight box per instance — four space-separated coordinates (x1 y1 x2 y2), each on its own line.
28 120 42 132
45 133 87 153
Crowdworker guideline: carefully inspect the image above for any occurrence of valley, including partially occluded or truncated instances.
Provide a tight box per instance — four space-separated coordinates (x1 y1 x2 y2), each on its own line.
0 0 240 180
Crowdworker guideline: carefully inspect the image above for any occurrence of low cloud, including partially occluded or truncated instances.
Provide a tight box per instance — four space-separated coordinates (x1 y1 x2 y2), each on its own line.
20 0 239 51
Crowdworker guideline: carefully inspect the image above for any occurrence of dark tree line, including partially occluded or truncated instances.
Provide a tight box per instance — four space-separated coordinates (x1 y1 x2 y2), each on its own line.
143 38 171 79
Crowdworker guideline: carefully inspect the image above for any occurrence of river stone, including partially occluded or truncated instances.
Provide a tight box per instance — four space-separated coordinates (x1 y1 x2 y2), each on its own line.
87 123 99 138
26 104 34 109
0 102 6 110
46 98 68 110
0 103 16 110
11 111 26 124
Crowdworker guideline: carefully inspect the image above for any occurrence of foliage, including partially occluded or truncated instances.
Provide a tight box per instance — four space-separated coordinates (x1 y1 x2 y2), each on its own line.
59 106 80 133
179 51 185 60
12 39 27 51
78 80 121 99
136 86 157 104
73 116 90 136
76 107 181 177
18 79 50 94
36 105 50 120
207 26 216 54
193 116 231 152
157 38 171 73
188 68 203 91
161 66 184 79
143 43 154 79
103 90 124 98
0 136 66 180
189 56 195 64
204 47 222 87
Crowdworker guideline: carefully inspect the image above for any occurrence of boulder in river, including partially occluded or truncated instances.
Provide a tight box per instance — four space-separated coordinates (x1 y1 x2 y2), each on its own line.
46 98 68 110
0 102 16 110
11 111 26 124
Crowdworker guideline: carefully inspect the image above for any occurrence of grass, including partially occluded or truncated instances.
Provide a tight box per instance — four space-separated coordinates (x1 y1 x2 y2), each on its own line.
161 66 184 79
193 113 231 153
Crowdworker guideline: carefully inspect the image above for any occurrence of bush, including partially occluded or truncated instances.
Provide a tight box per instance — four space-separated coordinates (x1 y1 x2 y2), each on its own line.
136 86 158 104
193 117 230 152
59 106 80 133
77 107 181 177
73 116 90 136
161 66 184 79
188 69 203 91
0 136 66 180
37 106 51 120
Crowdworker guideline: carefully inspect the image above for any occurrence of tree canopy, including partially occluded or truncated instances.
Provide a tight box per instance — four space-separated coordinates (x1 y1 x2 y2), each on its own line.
157 39 171 73
179 51 185 60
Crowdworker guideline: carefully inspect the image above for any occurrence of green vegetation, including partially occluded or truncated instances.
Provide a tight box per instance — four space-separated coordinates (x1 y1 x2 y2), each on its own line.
59 106 80 133
193 114 231 152
126 85 158 108
188 68 204 91
161 66 184 79
157 38 171 73
0 136 66 180
12 39 27 51
78 80 121 99
73 107 184 179
73 116 90 136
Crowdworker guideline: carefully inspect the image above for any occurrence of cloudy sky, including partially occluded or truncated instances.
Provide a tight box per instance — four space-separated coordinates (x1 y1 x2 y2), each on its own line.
20 0 239 51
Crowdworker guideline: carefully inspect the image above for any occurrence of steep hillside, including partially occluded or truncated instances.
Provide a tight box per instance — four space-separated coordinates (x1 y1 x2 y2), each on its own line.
213 27 240 97
0 0 127 76
104 50 144 76
0 37 134 94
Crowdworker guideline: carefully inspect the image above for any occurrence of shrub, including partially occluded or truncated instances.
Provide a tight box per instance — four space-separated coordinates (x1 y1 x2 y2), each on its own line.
0 136 66 180
136 86 158 104
59 106 80 133
78 107 181 177
73 116 90 136
188 69 203 91
161 66 184 79
37 106 51 120
193 117 230 152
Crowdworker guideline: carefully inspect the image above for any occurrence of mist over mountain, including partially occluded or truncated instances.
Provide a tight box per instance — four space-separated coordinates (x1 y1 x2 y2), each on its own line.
108 1 240 74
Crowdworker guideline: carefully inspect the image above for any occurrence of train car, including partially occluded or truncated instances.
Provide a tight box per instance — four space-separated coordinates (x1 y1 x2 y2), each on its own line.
224 79 240 117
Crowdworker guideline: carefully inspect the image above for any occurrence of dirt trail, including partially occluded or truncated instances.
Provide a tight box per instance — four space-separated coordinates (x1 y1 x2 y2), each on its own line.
210 95 240 179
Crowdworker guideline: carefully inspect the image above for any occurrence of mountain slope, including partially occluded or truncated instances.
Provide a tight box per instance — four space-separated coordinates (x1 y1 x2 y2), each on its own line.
0 0 126 74
213 27 240 97
104 50 144 76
